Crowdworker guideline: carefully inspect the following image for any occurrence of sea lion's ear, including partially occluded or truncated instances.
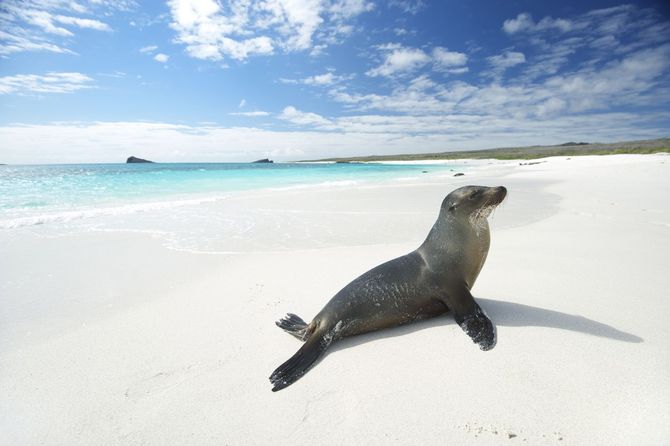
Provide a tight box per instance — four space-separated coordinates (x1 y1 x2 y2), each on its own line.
448 203 456 212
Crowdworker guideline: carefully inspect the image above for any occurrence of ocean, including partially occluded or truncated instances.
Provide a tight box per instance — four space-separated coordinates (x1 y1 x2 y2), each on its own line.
0 162 458 252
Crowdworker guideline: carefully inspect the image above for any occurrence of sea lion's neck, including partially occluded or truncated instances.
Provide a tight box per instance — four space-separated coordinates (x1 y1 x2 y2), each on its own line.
419 211 491 281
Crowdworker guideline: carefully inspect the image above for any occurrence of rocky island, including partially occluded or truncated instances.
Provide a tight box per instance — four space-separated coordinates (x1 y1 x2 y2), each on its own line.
126 156 154 163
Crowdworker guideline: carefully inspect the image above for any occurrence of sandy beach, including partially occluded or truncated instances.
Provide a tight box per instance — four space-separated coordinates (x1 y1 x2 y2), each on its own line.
1 154 669 445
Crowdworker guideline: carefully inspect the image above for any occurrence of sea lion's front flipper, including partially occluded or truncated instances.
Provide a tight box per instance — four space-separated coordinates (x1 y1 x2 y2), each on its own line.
443 287 496 351
456 305 496 351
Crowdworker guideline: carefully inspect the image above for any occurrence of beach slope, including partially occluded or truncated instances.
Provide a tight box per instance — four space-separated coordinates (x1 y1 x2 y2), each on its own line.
1 155 668 445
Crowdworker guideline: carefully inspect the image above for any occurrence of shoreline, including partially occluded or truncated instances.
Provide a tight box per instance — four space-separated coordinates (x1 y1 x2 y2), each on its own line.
301 137 670 163
1 154 669 445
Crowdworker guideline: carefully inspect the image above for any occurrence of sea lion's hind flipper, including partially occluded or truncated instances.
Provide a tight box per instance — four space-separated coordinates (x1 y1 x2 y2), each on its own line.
275 313 309 341
270 330 333 391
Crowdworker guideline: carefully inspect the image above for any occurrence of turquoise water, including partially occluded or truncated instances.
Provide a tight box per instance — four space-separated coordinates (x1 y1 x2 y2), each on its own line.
0 162 453 230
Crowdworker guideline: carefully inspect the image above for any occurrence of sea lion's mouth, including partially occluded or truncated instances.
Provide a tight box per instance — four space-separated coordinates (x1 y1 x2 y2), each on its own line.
487 186 507 206
472 204 495 221
471 186 507 222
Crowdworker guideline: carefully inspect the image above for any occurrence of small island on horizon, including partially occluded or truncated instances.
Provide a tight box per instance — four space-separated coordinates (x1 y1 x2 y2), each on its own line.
127 156 154 163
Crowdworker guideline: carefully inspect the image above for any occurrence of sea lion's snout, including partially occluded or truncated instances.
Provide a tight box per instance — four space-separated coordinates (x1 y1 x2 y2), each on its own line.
486 186 507 206
496 186 507 202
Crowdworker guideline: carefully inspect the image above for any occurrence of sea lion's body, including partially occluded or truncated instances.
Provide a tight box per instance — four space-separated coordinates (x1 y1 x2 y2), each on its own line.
270 185 507 391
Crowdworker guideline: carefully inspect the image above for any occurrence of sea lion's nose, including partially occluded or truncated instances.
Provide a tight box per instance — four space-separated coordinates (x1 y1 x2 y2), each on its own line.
497 186 507 199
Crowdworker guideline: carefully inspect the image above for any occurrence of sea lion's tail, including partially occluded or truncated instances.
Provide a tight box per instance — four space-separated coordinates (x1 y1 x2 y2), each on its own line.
275 313 309 340
270 329 333 392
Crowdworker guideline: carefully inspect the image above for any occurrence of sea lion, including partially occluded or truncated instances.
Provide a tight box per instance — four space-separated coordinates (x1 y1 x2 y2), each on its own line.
270 185 507 391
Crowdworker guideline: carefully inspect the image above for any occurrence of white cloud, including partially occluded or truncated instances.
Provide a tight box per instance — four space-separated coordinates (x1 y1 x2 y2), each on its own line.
304 72 337 85
502 13 533 34
89 0 138 11
229 111 270 116
0 72 94 95
486 51 525 78
23 10 74 36
18 9 113 35
281 0 326 50
502 4 667 57
520 38 580 81
279 71 353 86
154 53 169 63
309 44 328 56
488 51 526 69
139 45 158 53
445 67 469 75
328 0 374 20
279 106 334 127
432 47 467 67
0 0 120 55
0 30 74 55
543 44 670 111
535 97 566 117
500 5 670 84
503 12 574 34
330 40 670 120
366 44 470 78
102 71 127 78
329 77 465 114
278 78 299 84
167 0 373 62
432 47 468 74
366 45 431 77
238 99 246 108
388 0 425 15
53 15 112 31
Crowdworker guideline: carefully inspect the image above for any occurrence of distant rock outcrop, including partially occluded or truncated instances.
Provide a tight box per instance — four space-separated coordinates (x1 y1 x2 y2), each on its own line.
453 172 465 177
252 158 273 163
126 156 154 163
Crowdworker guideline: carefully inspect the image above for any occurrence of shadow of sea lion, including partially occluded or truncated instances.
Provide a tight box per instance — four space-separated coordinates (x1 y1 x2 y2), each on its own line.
477 298 643 343
328 297 643 354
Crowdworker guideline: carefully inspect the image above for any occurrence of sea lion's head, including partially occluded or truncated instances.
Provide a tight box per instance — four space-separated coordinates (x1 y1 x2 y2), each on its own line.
442 185 507 221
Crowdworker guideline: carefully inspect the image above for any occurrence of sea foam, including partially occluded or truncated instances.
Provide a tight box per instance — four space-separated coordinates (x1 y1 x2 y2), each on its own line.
0 195 226 229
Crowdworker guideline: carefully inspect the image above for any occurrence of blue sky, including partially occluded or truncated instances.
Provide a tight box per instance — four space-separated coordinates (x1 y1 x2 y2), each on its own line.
1 0 669 163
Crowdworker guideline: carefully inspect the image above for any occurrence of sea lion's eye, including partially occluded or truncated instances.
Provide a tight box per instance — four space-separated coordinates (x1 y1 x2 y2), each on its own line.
470 190 481 199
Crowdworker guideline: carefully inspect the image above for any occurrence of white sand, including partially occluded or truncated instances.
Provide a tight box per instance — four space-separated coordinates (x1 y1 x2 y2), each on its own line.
1 155 669 445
